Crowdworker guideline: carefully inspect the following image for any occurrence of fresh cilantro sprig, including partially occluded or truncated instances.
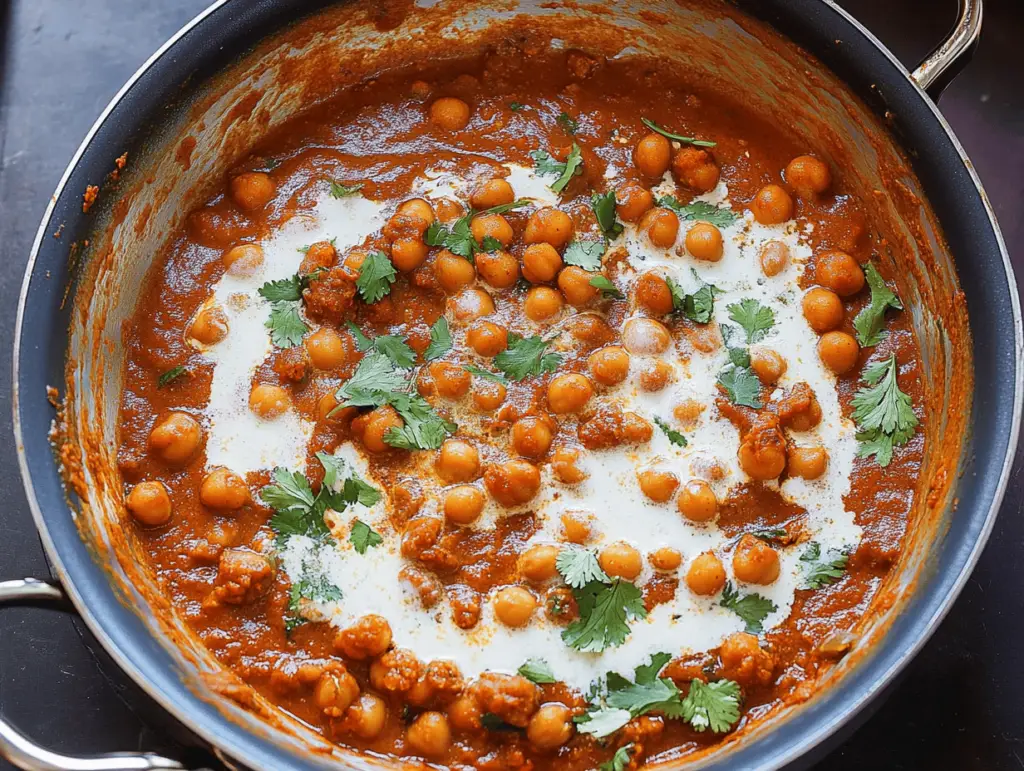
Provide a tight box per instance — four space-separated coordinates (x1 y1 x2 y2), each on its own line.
590 275 624 299
851 354 918 466
424 200 530 260
599 744 635 771
681 679 742 733
657 196 737 228
531 143 583 194
562 579 647 653
557 111 579 134
591 191 623 241
717 365 762 409
518 658 556 684
563 240 605 271
654 416 687 447
727 299 774 343
667 275 714 323
642 117 716 148
463 364 509 385
720 581 776 634
345 323 416 369
494 334 562 381
556 546 609 589
799 541 850 589
158 365 188 388
328 179 364 198
853 263 903 347
355 251 397 304
316 451 381 507
266 302 308 347
350 519 383 554
258 268 326 302
285 559 343 634
423 316 452 362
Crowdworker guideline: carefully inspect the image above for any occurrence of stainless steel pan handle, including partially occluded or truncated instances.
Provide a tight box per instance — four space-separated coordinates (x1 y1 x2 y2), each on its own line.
910 0 982 99
0 579 196 771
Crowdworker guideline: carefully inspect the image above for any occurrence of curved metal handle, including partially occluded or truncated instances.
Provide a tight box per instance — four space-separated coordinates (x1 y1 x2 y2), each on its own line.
910 0 983 100
0 579 188 771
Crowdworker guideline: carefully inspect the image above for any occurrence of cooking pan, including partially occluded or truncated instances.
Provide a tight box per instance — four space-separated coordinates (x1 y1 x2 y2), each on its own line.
3 0 1020 769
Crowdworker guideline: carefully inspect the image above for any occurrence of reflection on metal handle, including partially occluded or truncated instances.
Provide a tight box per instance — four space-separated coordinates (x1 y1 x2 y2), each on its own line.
911 0 983 100
0 579 187 771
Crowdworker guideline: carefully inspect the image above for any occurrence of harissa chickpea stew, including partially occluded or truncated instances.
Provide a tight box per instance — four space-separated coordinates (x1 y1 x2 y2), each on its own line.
112 13 933 771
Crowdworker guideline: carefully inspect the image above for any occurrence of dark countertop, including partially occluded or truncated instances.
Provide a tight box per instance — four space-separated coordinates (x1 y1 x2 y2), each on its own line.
1 1 1021 769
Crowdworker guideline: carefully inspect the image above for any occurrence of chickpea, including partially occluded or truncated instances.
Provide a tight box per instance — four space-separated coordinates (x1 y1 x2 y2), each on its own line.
471 380 507 411
335 614 392 659
397 198 436 227
524 286 564 321
305 328 347 370
789 446 829 479
470 178 515 209
677 479 718 522
561 512 592 544
547 373 593 414
615 180 655 223
126 481 172 526
635 272 674 315
447 694 483 734
599 542 643 580
750 184 794 225
467 321 508 357
526 703 574 750
749 346 787 385
357 405 404 453
638 207 680 248
249 383 290 419
787 394 823 432
436 438 480 483
818 331 860 374
340 249 368 280
314 670 360 717
672 146 720 192
522 243 563 284
391 238 429 272
649 547 682 572
452 288 495 322
639 360 673 392
484 459 541 506
434 251 476 293
634 132 672 178
759 240 790 277
512 416 555 459
428 361 472 398
300 240 337 274
674 399 705 427
200 468 249 511
637 468 680 503
222 243 264 276
622 317 671 355
519 544 560 583
475 249 518 289
587 345 630 386
802 287 844 333
343 693 388 740
687 552 726 596
230 172 274 211
551 447 588 484
189 305 229 345
785 155 832 198
434 197 463 222
149 412 202 466
317 393 348 422
524 208 574 249
685 222 724 262
444 485 486 525
471 214 514 249
738 438 787 481
557 266 600 307
815 250 865 297
494 586 538 627
430 97 471 130
622 412 654 444
733 534 780 585
406 711 452 758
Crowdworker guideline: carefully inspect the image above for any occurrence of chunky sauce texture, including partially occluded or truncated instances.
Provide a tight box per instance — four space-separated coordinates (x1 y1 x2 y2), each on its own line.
116 41 926 769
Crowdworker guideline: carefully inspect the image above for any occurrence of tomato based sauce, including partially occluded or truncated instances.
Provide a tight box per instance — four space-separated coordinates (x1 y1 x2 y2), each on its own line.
116 39 926 769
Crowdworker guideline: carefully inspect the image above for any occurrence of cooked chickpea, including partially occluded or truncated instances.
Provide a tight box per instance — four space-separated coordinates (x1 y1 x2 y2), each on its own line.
750 184 794 225
149 412 202 466
524 208 574 249
522 243 563 284
470 178 515 209
622 317 671 355
785 155 832 198
733 534 780 585
802 287 844 333
452 288 495 321
471 213 514 249
358 406 404 453
519 544 559 583
189 305 229 345
738 439 787 481
494 586 538 627
467 321 508 357
815 250 865 297
471 380 507 411
430 97 471 130
547 373 593 414
391 238 429 272
634 132 672 178
635 272 674 315
615 180 655 223
397 198 436 226
637 468 680 503
436 439 480 483
200 468 249 511
444 485 486 525
230 172 274 211
639 207 680 248
789 446 829 479
340 249 368 279
429 361 472 398
561 512 592 543
818 331 860 374
447 694 483 734
788 394 823 432
249 383 290 419
433 197 463 222
335 615 393 659
484 459 541 506
685 222 724 261
344 693 388 740
599 542 643 580
587 345 630 386
406 711 452 758
759 240 789 277
749 346 787 385
524 286 564 321
526 703 574 750
305 328 347 370
317 393 346 422
434 251 476 293
639 360 673 392
622 412 654 444
687 552 727 596
677 479 718 522
557 266 600 307
551 447 588 484
672 146 720 192
649 547 683 572
222 243 264 276
512 416 555 459
126 481 172 526
314 670 360 717
474 249 518 288
674 399 705 427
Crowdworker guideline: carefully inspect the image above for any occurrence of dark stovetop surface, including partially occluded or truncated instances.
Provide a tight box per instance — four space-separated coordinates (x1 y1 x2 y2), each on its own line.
1 1 1022 769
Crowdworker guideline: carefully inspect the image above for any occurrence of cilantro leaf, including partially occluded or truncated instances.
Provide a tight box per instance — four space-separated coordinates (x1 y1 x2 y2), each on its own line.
590 275 624 299
654 416 688 447
720 581 776 634
717 365 762 409
383 393 457 450
657 196 737 228
727 299 774 343
285 555 343 633
591 191 623 241
261 467 316 512
258 275 303 302
634 652 673 684
356 250 397 303
509 101 525 111
518 658 556 684
575 707 632 738
641 117 716 148
752 528 787 543
262 468 332 544
463 364 509 385
479 235 503 253
577 653 682 738
158 365 187 388
556 546 609 589
328 179 363 198
563 240 605 271
494 334 562 381
599 744 635 771
562 579 647 653
315 451 381 507
345 321 374 351
680 679 741 733
373 335 417 369
424 316 451 362
342 476 383 508
530 143 583 194
799 541 850 589
853 263 903 347
851 354 918 466
667 276 715 323
424 201 528 260
350 519 383 554
265 301 308 347
557 111 579 134
336 351 408 406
